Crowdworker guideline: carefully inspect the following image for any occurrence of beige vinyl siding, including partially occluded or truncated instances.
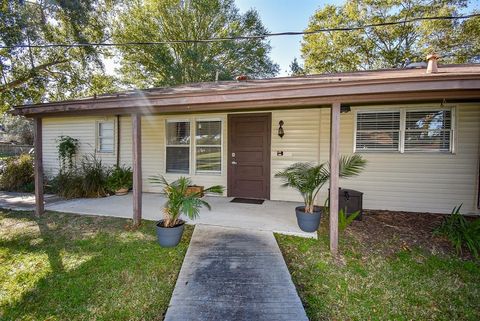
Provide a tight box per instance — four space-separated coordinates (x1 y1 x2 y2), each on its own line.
41 104 479 214
119 114 227 193
270 109 321 201
318 103 480 214
42 116 118 177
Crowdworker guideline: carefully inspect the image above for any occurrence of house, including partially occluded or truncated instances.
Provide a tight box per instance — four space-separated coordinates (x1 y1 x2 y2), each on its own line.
13 60 480 224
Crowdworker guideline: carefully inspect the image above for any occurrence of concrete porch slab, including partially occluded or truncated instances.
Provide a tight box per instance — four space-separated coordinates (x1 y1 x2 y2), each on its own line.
45 193 317 238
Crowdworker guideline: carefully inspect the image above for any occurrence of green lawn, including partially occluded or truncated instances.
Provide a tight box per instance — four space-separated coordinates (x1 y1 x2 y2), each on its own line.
0 210 192 321
276 218 480 321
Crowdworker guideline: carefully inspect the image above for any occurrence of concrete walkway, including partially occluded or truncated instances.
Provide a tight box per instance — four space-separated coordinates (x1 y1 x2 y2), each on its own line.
0 191 63 211
164 225 308 321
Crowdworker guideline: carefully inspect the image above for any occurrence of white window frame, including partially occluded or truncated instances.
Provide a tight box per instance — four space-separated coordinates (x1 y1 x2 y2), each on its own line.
96 120 115 154
164 119 191 174
354 106 456 154
193 118 223 175
403 107 455 153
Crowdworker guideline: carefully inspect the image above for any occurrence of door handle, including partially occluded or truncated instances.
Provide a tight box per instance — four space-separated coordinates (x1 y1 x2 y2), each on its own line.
231 161 237 165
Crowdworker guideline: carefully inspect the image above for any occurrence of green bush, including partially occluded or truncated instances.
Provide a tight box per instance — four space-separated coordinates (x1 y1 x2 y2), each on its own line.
56 135 79 171
50 154 110 199
434 205 480 258
50 170 84 199
80 155 110 197
0 154 34 192
106 165 133 192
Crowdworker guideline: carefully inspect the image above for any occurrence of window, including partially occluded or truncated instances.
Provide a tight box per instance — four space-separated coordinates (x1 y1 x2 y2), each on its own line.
355 111 400 151
166 121 190 173
97 121 114 153
196 120 221 173
355 108 454 153
404 110 452 151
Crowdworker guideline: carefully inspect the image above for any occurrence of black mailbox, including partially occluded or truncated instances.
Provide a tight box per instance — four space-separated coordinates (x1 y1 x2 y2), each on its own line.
338 188 363 220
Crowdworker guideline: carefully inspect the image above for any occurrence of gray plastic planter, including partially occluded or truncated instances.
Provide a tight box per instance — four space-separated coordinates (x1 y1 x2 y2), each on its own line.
156 220 185 247
295 206 321 232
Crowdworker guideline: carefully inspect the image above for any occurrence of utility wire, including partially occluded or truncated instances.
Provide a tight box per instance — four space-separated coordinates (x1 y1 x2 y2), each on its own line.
1 13 479 49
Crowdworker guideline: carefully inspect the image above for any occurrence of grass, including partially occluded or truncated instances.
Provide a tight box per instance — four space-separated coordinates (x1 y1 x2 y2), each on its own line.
0 209 192 321
276 220 480 321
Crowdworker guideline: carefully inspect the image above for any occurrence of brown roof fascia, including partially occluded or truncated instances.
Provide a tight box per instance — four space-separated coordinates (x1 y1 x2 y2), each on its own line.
12 74 480 117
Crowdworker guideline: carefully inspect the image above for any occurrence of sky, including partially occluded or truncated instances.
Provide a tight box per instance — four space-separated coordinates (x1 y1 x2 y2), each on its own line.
235 0 480 76
235 0 343 76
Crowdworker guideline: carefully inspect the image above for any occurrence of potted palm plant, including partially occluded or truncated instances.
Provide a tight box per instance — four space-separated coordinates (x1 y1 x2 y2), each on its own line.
275 155 366 232
106 165 133 195
150 175 224 247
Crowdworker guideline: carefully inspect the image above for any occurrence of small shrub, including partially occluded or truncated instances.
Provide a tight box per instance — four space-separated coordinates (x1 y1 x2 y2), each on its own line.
106 165 133 192
50 170 84 199
0 154 34 192
434 205 480 258
339 208 360 232
50 154 110 199
80 154 110 198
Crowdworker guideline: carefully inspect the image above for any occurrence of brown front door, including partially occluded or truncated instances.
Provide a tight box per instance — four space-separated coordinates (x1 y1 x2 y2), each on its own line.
228 113 271 199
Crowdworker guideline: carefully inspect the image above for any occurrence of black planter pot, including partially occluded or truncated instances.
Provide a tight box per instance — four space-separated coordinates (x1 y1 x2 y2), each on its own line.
156 220 185 247
295 206 321 232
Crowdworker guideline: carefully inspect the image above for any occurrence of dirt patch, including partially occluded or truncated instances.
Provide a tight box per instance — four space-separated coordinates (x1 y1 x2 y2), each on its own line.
344 210 464 258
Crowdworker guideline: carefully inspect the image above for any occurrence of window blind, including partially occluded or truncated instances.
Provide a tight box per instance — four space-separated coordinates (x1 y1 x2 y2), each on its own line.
166 121 190 173
404 110 452 151
356 112 400 151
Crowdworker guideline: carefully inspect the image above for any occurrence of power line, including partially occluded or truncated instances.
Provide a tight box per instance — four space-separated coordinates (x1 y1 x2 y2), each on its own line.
1 13 479 50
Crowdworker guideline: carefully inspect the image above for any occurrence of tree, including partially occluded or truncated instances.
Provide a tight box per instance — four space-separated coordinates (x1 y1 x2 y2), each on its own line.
113 0 279 88
1 114 33 145
289 58 305 76
301 0 477 74
0 0 118 112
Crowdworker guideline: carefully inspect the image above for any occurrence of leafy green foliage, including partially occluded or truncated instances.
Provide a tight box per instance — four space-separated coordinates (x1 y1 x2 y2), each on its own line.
301 0 478 73
150 175 224 227
113 0 279 88
49 170 84 199
339 208 360 231
434 205 480 258
50 154 110 199
106 165 133 191
79 154 110 198
0 1 119 111
0 153 34 192
56 136 79 171
275 155 366 213
289 57 306 76
0 114 33 145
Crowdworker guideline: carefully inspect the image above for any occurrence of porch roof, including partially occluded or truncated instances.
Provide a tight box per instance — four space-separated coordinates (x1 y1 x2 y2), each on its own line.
13 64 480 117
